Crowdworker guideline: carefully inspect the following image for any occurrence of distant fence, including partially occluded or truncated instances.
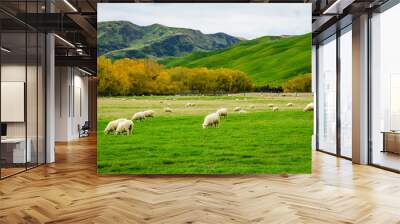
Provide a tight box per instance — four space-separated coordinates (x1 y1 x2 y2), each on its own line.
225 92 314 97
99 92 314 97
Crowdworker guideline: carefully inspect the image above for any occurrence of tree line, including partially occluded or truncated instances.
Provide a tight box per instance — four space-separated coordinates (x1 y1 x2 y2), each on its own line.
97 56 312 95
97 56 253 96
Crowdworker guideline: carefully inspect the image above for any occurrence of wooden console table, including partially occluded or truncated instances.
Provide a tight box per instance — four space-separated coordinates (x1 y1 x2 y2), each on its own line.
381 131 400 154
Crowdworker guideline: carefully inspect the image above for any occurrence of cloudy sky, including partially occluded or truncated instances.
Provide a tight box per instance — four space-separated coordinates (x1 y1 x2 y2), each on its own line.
98 3 311 40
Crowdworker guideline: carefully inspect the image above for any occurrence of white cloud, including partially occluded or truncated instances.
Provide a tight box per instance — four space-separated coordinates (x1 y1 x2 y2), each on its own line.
98 3 311 40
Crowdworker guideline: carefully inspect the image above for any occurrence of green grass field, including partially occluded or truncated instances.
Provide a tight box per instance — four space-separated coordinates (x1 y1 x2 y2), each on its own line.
97 94 313 174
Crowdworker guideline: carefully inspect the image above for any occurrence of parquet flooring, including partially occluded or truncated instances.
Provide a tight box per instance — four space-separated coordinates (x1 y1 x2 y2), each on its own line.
1 136 400 223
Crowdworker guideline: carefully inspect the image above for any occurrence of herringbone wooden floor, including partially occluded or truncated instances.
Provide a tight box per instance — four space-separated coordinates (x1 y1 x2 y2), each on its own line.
1 136 400 224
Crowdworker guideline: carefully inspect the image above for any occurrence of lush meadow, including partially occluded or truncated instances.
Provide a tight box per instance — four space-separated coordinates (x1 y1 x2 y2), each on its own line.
97 94 313 174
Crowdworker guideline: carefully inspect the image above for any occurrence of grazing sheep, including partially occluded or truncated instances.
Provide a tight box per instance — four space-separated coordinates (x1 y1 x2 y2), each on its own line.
164 107 173 112
303 102 314 112
216 108 228 118
115 119 134 135
238 109 247 114
203 113 220 128
143 110 155 118
250 105 255 109
104 118 127 135
185 102 195 107
268 104 274 107
234 107 241 112
131 111 146 121
287 103 294 107
272 106 279 112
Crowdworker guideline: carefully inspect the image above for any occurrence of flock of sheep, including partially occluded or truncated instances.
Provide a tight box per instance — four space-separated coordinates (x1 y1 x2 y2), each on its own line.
103 100 314 135
202 102 313 129
104 109 154 135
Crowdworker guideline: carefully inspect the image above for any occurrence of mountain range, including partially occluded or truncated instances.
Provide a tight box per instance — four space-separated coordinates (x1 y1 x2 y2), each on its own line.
98 21 242 59
98 20 311 86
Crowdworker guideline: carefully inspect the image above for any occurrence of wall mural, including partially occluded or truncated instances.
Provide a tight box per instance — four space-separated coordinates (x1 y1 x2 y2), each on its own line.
97 3 313 174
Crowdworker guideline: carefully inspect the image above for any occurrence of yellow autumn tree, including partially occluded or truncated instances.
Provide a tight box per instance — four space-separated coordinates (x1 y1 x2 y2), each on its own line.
97 57 254 95
283 73 312 93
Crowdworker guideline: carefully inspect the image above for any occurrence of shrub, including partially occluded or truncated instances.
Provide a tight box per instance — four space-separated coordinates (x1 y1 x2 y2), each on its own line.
283 73 311 93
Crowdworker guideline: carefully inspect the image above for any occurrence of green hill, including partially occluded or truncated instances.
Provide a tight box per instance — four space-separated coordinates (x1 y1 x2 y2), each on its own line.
160 33 312 86
98 21 242 59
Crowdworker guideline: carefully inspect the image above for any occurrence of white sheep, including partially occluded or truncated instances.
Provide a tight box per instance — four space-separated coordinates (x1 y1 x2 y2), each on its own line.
216 108 228 118
268 104 274 107
203 112 220 128
303 102 314 112
272 106 279 112
164 107 173 112
287 103 294 107
185 102 195 107
238 109 247 114
104 118 127 135
250 105 255 109
115 119 134 135
143 110 155 118
234 107 241 112
131 111 146 121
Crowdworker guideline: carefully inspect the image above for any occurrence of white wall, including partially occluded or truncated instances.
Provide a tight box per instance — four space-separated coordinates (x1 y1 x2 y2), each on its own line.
54 67 89 141
72 73 89 138
55 67 69 141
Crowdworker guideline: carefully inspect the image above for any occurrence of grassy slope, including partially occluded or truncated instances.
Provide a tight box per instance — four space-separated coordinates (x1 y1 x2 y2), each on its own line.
97 95 313 174
160 33 312 87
